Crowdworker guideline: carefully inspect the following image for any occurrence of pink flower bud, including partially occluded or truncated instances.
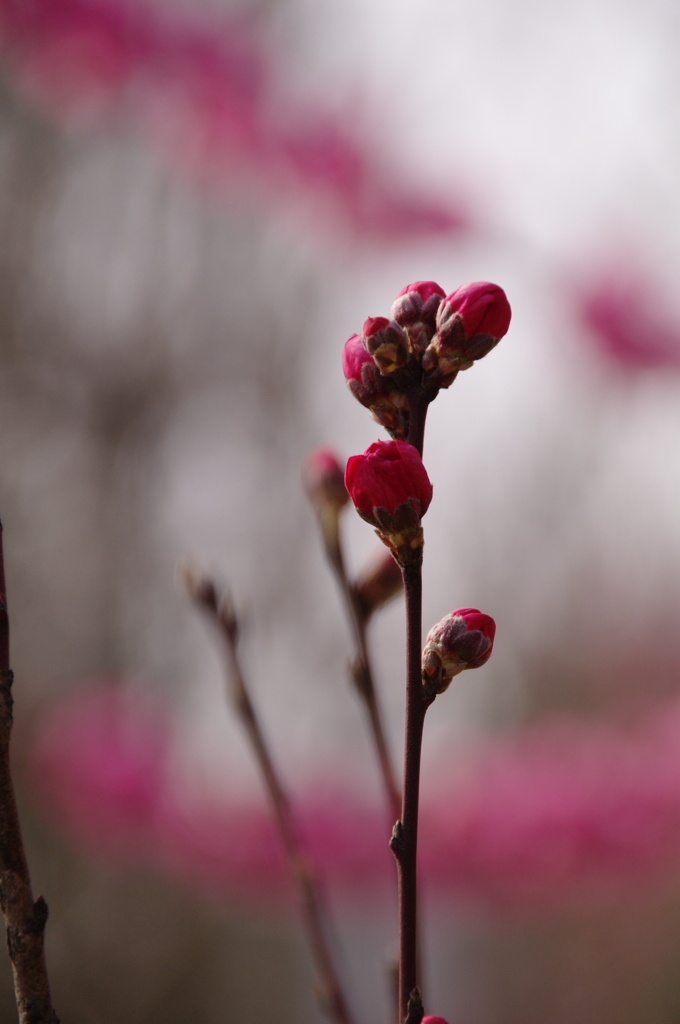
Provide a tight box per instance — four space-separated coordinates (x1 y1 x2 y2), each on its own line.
428 281 511 380
362 316 409 374
422 607 496 695
391 280 446 326
345 440 432 563
422 1017 450 1024
441 281 511 340
303 447 348 515
342 334 410 438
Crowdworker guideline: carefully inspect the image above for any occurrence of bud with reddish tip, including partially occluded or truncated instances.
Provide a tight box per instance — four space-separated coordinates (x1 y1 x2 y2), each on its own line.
424 281 511 384
422 607 496 695
354 548 403 619
303 447 348 515
362 316 409 374
422 1017 450 1024
391 280 446 327
303 447 348 563
345 440 432 565
342 333 409 439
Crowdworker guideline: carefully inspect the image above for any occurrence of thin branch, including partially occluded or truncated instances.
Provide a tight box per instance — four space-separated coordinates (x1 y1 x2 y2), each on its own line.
390 561 433 1023
0 521 58 1024
187 574 356 1024
323 537 401 826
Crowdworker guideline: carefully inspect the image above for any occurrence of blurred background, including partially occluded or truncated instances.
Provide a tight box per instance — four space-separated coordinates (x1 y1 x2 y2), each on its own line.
2 0 680 1021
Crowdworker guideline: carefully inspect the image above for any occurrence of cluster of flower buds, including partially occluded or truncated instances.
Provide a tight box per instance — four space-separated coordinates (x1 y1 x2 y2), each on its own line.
422 608 496 696
344 440 432 566
343 280 511 439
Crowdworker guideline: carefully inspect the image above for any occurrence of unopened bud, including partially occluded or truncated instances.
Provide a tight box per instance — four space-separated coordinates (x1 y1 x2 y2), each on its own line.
422 607 496 695
303 447 348 563
354 548 403 618
426 281 511 382
362 316 409 374
391 280 445 327
422 1017 450 1024
303 447 348 516
342 334 409 438
345 440 432 565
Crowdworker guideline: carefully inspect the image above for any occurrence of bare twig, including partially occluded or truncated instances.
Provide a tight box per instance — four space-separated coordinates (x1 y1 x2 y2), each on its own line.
187 573 356 1024
323 537 401 826
0 521 58 1024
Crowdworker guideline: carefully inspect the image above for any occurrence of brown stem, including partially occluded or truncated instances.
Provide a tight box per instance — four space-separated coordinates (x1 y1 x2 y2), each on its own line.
324 537 401 825
0 522 58 1024
391 561 433 1023
189 577 356 1024
405 390 432 457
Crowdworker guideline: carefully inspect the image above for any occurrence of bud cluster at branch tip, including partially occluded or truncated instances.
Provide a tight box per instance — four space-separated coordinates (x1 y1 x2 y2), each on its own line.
422 608 496 696
344 440 432 566
343 280 511 438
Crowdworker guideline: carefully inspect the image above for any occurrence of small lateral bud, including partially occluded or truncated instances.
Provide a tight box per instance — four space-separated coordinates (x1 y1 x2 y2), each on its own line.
303 447 348 516
354 548 403 619
391 280 445 327
422 607 496 695
345 440 432 565
362 316 409 374
342 334 410 439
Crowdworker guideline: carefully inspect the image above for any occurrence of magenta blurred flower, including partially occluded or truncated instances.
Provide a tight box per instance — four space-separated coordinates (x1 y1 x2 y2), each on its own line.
34 684 680 920
0 0 467 241
345 440 432 526
31 681 171 857
421 705 680 913
579 275 680 370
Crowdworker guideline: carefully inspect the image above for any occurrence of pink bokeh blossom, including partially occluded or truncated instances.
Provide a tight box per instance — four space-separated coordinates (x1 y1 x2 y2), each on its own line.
0 0 467 240
31 682 171 858
579 274 680 370
421 707 680 913
31 682 680 916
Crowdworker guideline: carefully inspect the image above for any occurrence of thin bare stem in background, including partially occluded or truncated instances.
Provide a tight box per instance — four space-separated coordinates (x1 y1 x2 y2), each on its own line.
0 521 59 1024
322 530 402 825
187 573 356 1024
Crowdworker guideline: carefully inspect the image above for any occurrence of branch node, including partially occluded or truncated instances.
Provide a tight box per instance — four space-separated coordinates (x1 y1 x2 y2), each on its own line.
404 987 424 1024
389 820 405 858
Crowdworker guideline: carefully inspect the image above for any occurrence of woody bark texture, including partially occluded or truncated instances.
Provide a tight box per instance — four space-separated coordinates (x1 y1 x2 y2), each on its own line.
0 521 58 1024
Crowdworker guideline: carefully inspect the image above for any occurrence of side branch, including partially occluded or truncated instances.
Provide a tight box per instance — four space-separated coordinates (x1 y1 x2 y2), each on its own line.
0 522 58 1024
187 574 356 1024
325 537 401 825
